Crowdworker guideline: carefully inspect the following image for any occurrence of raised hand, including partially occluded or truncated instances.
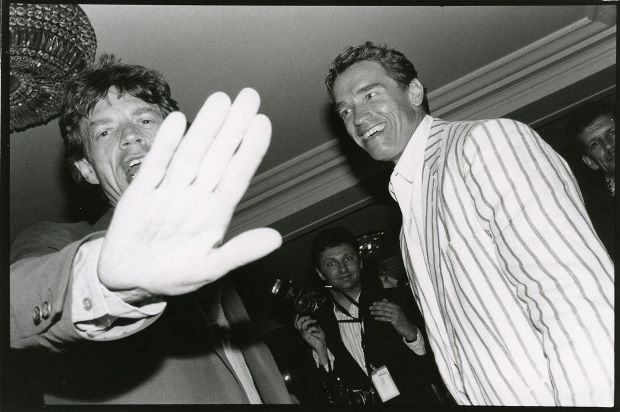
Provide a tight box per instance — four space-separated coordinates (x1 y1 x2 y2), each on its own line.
295 314 328 360
98 88 282 299
370 298 419 341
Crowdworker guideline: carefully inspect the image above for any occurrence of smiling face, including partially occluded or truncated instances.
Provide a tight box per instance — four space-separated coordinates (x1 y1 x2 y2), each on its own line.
74 86 164 205
577 113 615 178
316 243 362 295
332 60 426 163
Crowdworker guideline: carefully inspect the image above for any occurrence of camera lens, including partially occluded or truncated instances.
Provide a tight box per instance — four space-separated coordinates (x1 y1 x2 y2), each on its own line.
294 295 314 315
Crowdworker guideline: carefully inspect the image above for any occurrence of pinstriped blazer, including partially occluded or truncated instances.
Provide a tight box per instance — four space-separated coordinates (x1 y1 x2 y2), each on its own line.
390 116 614 406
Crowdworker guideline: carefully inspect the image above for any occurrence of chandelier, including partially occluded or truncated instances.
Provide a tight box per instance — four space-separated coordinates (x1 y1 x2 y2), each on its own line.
9 3 97 132
356 231 385 260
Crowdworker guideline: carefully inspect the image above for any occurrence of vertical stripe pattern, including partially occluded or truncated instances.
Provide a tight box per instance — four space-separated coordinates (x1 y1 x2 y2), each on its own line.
391 117 614 406
334 298 367 374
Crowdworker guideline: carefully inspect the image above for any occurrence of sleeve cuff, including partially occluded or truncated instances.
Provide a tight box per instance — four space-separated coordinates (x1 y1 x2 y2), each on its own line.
71 237 166 338
403 328 426 355
312 348 335 371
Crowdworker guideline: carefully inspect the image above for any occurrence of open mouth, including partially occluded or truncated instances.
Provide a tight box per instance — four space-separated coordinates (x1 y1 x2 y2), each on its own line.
360 123 386 142
127 158 142 182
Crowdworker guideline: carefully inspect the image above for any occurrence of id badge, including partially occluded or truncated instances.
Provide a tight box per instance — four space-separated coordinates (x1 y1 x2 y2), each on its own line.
370 365 400 402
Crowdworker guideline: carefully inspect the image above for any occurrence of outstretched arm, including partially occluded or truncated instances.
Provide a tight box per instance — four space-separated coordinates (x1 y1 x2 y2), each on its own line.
11 88 282 350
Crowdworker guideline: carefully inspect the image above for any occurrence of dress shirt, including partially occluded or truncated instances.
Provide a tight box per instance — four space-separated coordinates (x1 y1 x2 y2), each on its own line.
313 291 425 372
72 237 166 338
390 115 614 406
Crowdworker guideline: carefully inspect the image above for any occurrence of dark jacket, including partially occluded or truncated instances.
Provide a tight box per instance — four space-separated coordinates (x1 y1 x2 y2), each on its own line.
9 210 292 404
308 275 441 405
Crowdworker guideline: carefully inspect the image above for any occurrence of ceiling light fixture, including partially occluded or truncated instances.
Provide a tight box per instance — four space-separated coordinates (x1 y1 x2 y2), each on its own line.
8 3 97 133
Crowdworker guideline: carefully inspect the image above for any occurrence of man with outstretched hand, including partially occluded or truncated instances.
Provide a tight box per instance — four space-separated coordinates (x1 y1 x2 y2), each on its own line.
9 55 292 405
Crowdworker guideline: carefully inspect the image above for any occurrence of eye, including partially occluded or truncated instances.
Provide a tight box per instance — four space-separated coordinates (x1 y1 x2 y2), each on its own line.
590 140 600 149
139 116 159 126
344 255 354 261
96 129 111 140
339 108 352 120
365 91 377 100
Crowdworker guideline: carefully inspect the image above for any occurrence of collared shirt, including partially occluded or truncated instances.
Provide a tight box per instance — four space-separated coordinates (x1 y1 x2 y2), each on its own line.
313 290 426 373
333 291 366 372
71 237 262 403
389 115 614 406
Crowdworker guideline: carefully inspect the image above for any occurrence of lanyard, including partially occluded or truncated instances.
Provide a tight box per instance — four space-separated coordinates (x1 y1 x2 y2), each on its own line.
332 289 361 322
332 289 377 374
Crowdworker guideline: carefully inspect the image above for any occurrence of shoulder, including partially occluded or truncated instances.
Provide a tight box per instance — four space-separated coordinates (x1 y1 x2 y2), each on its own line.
446 118 542 161
441 118 531 143
10 220 95 263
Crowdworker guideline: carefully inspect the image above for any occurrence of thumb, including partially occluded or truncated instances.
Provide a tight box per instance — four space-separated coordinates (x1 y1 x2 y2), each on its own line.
207 227 282 275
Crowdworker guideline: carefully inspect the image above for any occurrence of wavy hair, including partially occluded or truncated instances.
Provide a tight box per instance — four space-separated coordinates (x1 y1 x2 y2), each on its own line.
325 41 429 113
59 54 179 183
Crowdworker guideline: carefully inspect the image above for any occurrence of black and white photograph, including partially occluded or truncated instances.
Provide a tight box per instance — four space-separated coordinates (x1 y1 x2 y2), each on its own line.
4 3 615 408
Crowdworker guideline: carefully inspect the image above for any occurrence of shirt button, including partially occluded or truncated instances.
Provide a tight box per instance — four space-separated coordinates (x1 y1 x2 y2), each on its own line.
82 297 92 311
41 301 50 319
32 306 42 325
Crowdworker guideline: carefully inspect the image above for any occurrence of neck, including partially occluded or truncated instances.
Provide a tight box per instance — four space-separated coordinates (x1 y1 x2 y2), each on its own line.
330 285 361 307
393 112 426 165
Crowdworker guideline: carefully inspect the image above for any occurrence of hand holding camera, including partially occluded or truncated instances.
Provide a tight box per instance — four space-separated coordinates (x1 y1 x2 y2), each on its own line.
294 314 329 366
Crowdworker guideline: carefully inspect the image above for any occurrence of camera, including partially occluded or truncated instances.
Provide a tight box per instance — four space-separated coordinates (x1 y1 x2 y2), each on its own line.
322 376 378 406
271 278 329 317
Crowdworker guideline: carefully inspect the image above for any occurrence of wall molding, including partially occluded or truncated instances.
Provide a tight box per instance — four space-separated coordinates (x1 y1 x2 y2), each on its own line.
229 6 616 238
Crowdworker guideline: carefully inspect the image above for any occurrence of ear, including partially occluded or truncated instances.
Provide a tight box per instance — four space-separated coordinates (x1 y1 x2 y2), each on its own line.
581 155 599 170
407 78 425 108
74 158 100 184
314 267 327 282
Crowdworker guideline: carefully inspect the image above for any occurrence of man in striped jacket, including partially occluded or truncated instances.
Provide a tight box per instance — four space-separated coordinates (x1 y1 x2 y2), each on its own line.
324 41 614 406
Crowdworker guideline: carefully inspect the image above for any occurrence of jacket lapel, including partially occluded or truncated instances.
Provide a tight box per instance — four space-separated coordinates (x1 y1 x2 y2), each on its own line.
220 279 292 404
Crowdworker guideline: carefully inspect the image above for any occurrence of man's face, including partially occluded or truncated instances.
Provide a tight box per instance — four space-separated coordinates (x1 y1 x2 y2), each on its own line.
578 113 615 178
316 244 362 295
332 60 425 163
74 86 165 205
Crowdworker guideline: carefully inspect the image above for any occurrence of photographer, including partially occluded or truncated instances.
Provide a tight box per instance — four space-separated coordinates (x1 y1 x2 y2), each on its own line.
293 227 441 405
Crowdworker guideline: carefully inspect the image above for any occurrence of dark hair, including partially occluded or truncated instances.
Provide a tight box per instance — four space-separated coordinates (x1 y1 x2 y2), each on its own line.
59 54 179 183
325 41 429 113
311 226 359 267
567 99 616 149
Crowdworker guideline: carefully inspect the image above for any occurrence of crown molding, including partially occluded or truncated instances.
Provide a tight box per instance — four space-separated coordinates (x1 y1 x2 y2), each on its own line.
229 6 616 238
429 6 616 120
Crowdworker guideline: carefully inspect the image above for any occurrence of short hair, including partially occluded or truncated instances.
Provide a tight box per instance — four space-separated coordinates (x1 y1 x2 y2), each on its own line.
325 41 429 113
59 54 179 183
567 99 616 150
311 226 359 267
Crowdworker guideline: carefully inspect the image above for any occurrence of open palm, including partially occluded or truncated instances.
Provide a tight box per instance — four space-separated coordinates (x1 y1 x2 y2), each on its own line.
98 88 282 297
